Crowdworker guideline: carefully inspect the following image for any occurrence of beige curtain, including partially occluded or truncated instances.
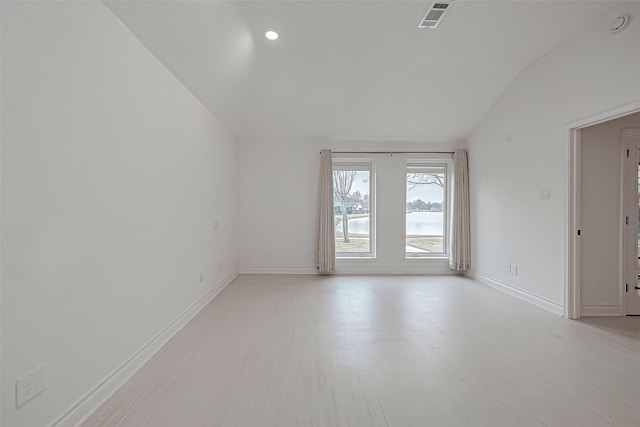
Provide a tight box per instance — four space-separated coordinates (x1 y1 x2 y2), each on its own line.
449 149 471 271
317 149 336 273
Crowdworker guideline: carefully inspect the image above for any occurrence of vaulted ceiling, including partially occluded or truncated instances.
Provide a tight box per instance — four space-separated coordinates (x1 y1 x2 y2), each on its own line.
104 1 616 143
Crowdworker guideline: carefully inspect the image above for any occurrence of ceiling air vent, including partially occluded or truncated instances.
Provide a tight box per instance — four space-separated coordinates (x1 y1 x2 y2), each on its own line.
418 0 454 29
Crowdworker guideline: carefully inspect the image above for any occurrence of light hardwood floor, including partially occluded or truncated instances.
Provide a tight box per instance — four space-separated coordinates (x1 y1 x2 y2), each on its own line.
83 275 640 427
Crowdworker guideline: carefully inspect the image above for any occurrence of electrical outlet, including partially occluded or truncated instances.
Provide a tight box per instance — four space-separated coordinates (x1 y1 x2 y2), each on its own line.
16 364 47 408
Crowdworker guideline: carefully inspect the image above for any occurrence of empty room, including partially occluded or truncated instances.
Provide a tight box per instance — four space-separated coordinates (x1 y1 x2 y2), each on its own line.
2 1 640 426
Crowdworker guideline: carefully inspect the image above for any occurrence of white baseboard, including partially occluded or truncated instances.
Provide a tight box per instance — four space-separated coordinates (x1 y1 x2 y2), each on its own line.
50 268 239 427
474 274 564 316
581 305 622 316
239 262 460 276
239 267 318 275
335 267 459 275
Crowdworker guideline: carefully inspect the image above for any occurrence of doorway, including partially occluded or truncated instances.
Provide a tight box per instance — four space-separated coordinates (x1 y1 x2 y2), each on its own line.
622 129 640 315
567 102 640 319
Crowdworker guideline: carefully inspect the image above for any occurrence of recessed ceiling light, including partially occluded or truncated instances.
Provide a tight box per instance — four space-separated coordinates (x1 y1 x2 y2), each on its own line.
265 31 279 41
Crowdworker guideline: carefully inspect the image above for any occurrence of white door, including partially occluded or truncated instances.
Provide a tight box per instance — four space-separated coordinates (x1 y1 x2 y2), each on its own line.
623 129 640 315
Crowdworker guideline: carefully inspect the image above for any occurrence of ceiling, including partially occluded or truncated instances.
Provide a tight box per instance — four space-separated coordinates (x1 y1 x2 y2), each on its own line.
104 1 617 144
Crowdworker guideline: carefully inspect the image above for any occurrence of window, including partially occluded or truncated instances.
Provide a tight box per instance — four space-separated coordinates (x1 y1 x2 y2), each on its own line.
333 162 374 258
405 162 450 257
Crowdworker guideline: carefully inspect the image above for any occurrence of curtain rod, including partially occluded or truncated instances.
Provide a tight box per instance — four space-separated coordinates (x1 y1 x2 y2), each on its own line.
322 151 455 154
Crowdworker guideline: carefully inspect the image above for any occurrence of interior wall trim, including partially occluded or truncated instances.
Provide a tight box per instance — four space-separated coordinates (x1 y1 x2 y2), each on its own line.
50 268 239 427
471 273 564 316
238 267 318 275
581 305 623 316
239 265 460 275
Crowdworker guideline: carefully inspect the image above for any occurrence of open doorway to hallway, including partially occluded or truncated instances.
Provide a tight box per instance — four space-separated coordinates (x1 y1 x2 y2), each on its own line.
569 109 640 318
622 129 640 315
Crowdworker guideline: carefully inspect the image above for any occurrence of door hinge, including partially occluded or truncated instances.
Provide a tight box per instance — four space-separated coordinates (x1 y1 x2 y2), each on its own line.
626 283 629 292
626 216 629 225
627 149 630 158
577 229 581 236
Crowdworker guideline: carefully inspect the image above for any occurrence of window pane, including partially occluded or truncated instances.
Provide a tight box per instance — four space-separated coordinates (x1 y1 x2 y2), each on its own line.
406 166 445 255
334 170 371 255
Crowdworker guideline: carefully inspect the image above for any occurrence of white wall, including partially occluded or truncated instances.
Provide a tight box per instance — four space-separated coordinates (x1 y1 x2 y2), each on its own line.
238 139 464 274
580 112 640 315
466 3 640 312
1 1 238 426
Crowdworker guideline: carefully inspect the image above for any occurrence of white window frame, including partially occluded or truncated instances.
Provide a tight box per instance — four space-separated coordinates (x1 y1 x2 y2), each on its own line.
333 159 376 259
404 158 453 259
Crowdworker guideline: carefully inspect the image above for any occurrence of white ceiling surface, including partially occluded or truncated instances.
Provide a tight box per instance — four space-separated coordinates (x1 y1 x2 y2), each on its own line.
104 1 616 144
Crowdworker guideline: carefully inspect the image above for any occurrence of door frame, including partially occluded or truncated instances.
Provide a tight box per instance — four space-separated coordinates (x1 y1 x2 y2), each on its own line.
622 130 640 315
566 100 640 319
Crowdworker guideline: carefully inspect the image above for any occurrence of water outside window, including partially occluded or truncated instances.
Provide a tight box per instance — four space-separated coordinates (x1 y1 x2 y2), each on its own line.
332 162 447 257
406 166 446 255
334 169 371 254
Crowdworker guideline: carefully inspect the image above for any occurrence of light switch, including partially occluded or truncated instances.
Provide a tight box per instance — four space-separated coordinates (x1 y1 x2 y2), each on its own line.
539 189 550 200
